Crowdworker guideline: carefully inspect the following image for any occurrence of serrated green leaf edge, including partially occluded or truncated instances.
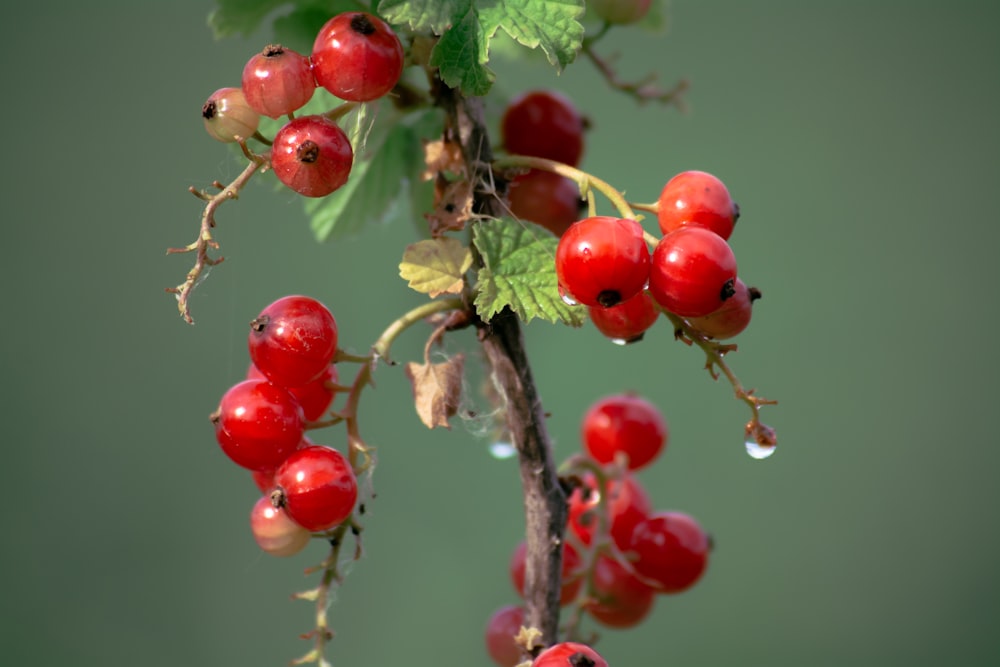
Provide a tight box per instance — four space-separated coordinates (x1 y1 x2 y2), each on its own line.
472 218 585 327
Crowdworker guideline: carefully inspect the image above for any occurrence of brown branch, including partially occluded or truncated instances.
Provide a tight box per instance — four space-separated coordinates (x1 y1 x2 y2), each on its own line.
437 83 567 651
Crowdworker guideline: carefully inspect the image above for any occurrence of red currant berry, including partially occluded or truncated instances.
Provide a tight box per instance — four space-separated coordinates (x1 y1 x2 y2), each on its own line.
509 540 582 606
687 278 760 339
271 115 353 197
248 295 339 389
241 44 316 119
484 605 525 667
247 362 338 421
656 170 739 240
501 90 585 167
249 435 314 493
648 226 738 317
555 216 650 308
275 445 357 532
584 555 656 628
590 0 653 24
311 12 404 102
202 87 260 143
628 511 710 593
250 495 311 557
532 642 608 667
587 290 659 344
211 379 304 471
568 471 651 549
582 393 667 471
507 169 582 237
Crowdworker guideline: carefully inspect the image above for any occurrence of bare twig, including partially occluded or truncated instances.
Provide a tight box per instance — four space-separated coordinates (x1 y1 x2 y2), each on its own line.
165 141 269 324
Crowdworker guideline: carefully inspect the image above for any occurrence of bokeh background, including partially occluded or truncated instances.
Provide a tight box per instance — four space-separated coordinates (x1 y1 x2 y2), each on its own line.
2 1 999 665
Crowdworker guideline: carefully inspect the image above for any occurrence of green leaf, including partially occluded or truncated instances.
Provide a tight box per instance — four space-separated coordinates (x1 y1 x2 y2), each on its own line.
307 109 441 242
429 5 496 96
381 0 584 96
378 0 469 33
208 0 366 40
473 218 585 326
482 0 585 71
208 0 290 38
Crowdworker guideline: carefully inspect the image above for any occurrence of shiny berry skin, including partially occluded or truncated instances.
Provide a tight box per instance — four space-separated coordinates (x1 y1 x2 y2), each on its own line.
687 278 760 339
311 12 404 102
657 170 739 240
584 555 656 628
247 362 338 421
556 216 650 308
241 44 316 118
628 511 710 593
507 169 582 236
270 115 353 197
648 226 738 317
275 445 357 531
501 90 585 167
248 295 339 389
484 605 525 667
202 87 260 143
568 471 651 549
590 0 652 24
532 642 608 667
212 379 305 471
587 290 659 344
509 540 582 606
250 495 311 557
582 393 667 471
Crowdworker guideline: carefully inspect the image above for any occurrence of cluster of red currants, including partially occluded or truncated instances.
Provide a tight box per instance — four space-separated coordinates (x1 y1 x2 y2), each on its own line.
486 393 710 666
210 295 354 557
496 89 759 345
556 167 757 343
201 11 405 197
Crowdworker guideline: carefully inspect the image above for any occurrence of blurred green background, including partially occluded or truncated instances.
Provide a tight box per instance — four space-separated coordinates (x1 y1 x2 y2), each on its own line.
2 1 998 665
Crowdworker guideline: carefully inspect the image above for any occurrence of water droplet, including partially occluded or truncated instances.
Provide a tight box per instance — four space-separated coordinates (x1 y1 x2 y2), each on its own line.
745 439 777 460
489 442 517 460
560 291 578 307
609 337 629 346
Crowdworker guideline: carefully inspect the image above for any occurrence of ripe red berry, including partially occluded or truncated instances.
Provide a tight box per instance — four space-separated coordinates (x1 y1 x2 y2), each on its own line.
311 12 404 102
248 295 339 389
656 170 739 240
509 540 582 606
568 471 651 549
582 393 667 471
247 362 338 421
275 445 357 531
507 169 582 237
532 642 608 667
555 216 650 308
590 0 653 24
202 87 260 143
270 115 353 197
687 278 760 339
211 379 305 471
484 605 525 667
584 555 656 628
628 511 710 593
648 226 738 317
501 90 585 167
241 44 316 119
250 495 311 557
587 290 659 344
